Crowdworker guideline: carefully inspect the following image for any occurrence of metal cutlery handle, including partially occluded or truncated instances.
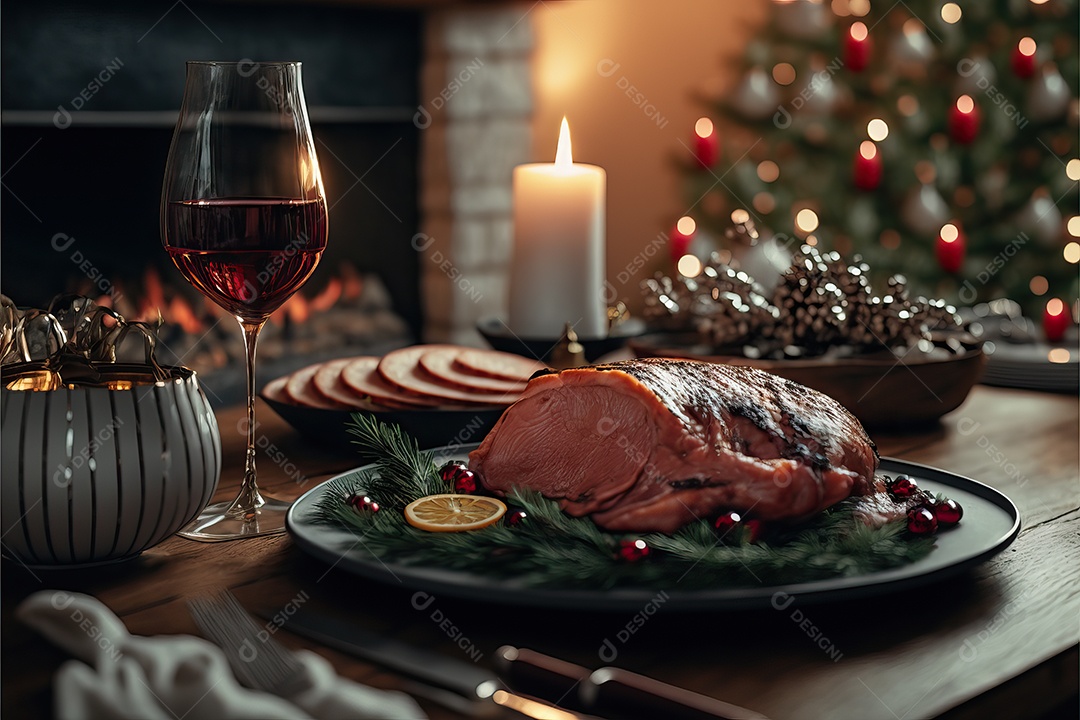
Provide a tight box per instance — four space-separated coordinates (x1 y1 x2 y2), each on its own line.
497 645 770 720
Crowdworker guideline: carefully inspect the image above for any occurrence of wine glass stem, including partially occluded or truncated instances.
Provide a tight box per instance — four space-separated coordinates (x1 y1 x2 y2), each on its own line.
230 318 268 519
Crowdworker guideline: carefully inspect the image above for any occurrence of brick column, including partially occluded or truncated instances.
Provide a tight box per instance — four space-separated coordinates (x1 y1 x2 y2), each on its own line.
418 4 534 344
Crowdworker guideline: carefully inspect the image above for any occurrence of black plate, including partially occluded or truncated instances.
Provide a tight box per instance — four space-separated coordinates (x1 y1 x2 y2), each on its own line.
477 316 647 363
261 395 506 452
287 451 1021 612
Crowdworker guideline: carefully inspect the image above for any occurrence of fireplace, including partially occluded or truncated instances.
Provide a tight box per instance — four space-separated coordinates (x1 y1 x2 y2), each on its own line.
2 1 536 400
1 0 428 399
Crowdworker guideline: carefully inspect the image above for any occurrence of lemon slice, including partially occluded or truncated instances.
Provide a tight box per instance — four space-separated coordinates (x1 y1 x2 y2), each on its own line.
404 494 507 532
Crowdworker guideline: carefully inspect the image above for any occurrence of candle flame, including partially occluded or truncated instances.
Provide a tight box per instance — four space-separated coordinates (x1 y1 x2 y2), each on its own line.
1018 37 1036 57
850 22 868 41
859 140 877 159
694 117 714 138
956 95 974 113
676 216 697 236
555 117 573 169
1046 298 1065 316
940 223 959 243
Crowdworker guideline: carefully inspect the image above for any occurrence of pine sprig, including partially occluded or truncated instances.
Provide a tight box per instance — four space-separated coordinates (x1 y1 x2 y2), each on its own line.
316 418 936 591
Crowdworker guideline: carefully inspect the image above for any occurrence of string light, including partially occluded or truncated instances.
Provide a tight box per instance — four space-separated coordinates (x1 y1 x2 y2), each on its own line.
897 95 919 116
677 254 703 278
753 192 776 213
867 118 889 141
940 3 962 23
795 208 820 233
772 63 796 85
1066 159 1080 181
757 160 780 182
1064 242 1080 264
1029 276 1049 295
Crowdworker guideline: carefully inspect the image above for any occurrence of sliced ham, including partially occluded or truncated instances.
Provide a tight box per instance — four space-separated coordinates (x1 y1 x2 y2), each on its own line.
341 357 448 408
469 358 877 533
419 348 528 394
285 364 350 410
378 346 519 406
454 349 546 383
313 358 386 410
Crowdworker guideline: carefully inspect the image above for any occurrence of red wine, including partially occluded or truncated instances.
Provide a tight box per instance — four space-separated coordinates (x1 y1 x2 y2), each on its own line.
165 198 327 320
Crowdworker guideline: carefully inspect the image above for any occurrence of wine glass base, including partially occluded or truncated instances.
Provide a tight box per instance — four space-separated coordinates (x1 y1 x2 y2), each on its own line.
178 496 292 542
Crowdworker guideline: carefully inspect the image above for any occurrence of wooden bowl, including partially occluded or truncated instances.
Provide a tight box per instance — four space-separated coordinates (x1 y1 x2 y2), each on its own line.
628 334 984 430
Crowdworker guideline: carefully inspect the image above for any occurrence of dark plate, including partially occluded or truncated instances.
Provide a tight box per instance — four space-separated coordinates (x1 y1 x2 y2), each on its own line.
287 449 1020 612
261 394 506 452
628 333 985 429
477 316 647 363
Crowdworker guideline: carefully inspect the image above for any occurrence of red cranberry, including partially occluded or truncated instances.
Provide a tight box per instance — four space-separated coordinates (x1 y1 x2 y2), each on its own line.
713 511 743 536
504 509 528 527
888 475 919 499
438 461 468 484
452 469 479 494
933 498 963 526
346 494 380 514
907 506 938 534
618 539 651 562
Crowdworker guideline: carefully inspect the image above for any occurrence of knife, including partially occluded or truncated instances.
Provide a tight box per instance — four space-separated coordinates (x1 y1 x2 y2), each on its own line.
496 646 771 720
269 607 596 719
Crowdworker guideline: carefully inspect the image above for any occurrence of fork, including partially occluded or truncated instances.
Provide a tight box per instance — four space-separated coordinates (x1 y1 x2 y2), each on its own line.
188 590 310 698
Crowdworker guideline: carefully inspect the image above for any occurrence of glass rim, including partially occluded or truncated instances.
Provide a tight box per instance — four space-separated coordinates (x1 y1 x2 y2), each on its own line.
185 60 302 67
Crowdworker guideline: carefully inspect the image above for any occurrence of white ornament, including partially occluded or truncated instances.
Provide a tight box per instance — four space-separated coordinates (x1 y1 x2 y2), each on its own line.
773 0 831 40
799 66 838 116
738 236 792 292
1026 64 1071 124
901 183 950 236
954 56 997 97
889 22 934 78
1015 191 1062 246
732 66 781 121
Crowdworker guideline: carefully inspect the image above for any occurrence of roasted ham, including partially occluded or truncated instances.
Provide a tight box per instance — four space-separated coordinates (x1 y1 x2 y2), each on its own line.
469 359 877 533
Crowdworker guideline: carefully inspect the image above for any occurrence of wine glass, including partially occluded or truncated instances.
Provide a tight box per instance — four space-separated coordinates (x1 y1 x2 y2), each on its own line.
162 61 327 540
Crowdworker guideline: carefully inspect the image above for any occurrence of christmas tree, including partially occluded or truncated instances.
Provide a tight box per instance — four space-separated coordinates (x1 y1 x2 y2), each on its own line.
682 0 1079 319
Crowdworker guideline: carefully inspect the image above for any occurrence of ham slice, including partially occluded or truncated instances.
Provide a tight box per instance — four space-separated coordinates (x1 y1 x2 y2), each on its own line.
454 349 545 383
341 357 448 408
469 358 877 533
285 364 350 410
378 346 519 406
419 348 528 394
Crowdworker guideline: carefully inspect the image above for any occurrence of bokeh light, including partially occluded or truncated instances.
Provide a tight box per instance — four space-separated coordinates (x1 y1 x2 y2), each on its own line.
676 216 697 236
757 160 780 182
677 254 703 278
795 208 820 233
867 118 889 141
1029 275 1049 295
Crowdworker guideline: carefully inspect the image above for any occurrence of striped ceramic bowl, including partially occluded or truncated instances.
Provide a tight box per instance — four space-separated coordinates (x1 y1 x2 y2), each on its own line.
0 367 220 567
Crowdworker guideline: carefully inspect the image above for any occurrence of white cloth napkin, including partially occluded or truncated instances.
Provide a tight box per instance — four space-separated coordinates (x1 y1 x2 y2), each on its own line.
17 590 426 720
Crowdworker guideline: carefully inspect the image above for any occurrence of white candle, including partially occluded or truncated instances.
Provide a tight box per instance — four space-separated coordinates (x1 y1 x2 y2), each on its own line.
508 118 607 338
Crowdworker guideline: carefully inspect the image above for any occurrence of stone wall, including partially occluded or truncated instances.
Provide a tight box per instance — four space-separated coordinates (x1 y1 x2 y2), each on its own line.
418 4 534 344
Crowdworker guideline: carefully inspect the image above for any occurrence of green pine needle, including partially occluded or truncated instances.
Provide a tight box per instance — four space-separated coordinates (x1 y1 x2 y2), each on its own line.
313 417 936 590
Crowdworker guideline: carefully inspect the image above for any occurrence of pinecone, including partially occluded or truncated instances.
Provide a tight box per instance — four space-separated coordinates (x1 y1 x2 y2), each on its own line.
772 246 847 353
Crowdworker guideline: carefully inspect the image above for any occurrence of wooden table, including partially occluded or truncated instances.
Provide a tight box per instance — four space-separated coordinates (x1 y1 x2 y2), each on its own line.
3 385 1078 719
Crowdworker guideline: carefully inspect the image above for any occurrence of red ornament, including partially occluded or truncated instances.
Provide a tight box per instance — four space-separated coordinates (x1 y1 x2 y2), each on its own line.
844 22 871 72
744 518 764 544
438 461 468 484
933 499 963 526
887 475 919 499
1043 298 1071 342
504 509 528 527
1011 37 1037 79
693 117 719 168
618 538 651 562
936 223 965 274
907 506 938 535
453 469 480 494
670 216 697 264
949 96 981 144
853 141 882 190
347 494 380 514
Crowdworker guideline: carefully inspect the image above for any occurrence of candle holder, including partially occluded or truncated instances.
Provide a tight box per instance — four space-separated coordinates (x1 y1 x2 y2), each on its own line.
476 314 646 364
